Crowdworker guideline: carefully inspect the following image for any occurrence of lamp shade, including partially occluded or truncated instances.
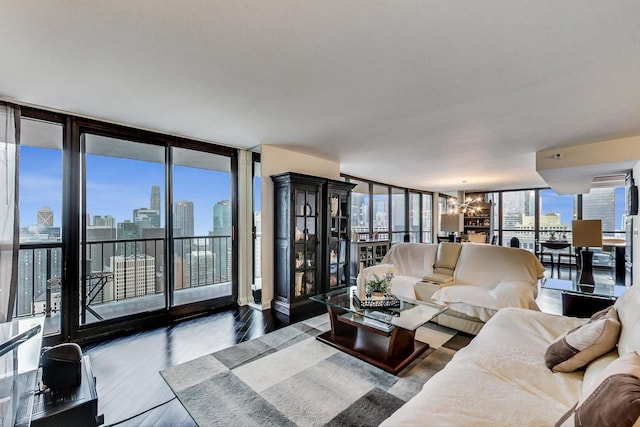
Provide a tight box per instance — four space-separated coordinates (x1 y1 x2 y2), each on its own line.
441 213 463 233
572 219 603 248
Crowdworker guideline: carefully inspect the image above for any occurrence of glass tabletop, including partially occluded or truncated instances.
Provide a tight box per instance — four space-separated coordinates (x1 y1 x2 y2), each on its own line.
541 278 626 299
310 287 448 332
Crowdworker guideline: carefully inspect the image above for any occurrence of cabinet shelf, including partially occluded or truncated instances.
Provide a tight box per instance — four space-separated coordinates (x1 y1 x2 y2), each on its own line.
350 240 390 284
463 194 494 240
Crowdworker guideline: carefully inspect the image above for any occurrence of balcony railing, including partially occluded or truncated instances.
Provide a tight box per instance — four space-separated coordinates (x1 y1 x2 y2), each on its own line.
17 235 233 331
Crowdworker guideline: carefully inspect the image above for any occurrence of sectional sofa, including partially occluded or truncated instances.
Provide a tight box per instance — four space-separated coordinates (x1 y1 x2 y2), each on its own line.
381 284 640 426
357 242 545 334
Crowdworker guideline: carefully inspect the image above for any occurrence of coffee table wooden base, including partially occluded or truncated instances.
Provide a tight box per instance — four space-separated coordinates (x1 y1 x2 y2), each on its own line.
316 305 429 375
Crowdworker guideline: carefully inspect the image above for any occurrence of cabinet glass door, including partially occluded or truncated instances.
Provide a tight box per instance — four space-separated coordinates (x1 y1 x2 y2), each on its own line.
328 190 349 290
294 190 318 297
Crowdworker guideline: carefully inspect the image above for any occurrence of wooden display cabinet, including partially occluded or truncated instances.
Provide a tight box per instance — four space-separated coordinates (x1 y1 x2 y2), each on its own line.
271 172 355 316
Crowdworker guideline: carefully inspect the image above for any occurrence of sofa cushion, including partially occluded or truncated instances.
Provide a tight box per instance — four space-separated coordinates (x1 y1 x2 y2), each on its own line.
615 285 640 356
432 242 461 275
582 350 619 396
454 244 545 288
545 306 621 373
431 280 539 322
421 273 454 284
556 351 640 427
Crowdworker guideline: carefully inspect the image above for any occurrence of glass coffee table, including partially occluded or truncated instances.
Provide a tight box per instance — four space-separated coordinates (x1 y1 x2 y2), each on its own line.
310 287 448 374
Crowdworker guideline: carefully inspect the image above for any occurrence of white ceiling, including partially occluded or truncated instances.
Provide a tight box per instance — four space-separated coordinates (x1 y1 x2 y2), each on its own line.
2 1 640 193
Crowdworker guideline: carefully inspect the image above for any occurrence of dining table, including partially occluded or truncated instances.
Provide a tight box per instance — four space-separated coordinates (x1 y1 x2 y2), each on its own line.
539 240 572 278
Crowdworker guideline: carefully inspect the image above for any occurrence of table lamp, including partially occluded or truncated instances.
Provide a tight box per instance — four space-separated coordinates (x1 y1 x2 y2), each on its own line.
572 219 602 286
441 213 463 242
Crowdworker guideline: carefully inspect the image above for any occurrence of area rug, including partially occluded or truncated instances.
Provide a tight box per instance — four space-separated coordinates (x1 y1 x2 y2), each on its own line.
161 314 472 427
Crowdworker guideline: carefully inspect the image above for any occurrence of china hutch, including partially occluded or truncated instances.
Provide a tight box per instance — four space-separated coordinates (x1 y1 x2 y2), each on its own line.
271 172 355 316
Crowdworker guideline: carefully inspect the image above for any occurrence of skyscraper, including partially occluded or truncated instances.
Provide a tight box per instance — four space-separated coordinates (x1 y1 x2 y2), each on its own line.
134 208 161 229
106 255 156 301
212 200 231 236
174 201 194 237
150 185 161 212
37 206 53 226
583 188 616 231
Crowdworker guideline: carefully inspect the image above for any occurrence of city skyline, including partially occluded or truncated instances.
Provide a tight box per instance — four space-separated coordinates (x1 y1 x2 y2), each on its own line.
20 145 233 236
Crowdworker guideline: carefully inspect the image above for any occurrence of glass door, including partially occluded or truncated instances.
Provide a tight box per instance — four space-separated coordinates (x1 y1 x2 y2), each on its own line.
294 189 318 298
81 133 166 325
171 147 234 306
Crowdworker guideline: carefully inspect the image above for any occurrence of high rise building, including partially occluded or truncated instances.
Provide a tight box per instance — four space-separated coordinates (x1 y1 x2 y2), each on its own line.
117 221 141 256
134 208 161 229
185 250 214 287
16 247 62 316
105 254 156 301
583 188 616 231
37 206 53 226
212 200 231 236
104 215 115 228
150 185 161 212
174 201 194 237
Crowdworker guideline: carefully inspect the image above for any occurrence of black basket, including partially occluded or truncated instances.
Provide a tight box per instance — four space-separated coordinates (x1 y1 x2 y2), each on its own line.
352 294 400 309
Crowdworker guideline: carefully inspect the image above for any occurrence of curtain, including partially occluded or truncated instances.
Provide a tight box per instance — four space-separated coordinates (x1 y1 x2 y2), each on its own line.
0 104 20 322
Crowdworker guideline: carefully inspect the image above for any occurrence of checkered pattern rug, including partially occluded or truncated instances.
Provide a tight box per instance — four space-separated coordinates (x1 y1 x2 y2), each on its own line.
161 314 471 427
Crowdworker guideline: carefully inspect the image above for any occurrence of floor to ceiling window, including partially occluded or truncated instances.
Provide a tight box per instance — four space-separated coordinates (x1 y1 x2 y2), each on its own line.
539 189 576 241
422 193 433 243
372 184 389 240
408 192 421 242
81 133 166 324
6 104 242 343
391 187 406 243
501 190 537 250
350 179 370 240
171 147 233 306
17 115 64 336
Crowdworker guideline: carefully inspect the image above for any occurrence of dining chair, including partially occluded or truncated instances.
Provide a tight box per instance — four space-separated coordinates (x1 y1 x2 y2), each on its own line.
556 245 579 279
535 239 555 275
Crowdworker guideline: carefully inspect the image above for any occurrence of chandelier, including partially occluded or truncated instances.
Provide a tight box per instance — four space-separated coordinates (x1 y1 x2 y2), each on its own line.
447 181 483 214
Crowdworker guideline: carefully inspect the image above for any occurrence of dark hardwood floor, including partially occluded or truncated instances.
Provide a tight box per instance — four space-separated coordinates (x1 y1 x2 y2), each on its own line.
84 266 616 426
83 306 293 426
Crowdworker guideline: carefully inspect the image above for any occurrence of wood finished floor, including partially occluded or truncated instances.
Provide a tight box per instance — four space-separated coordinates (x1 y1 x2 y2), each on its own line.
84 306 293 426
84 266 615 427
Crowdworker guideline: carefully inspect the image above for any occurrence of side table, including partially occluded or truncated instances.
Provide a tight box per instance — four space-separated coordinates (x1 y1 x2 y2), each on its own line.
542 278 626 318
31 355 103 427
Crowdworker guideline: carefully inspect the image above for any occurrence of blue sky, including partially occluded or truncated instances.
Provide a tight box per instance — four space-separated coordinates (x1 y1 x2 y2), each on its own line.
20 146 232 235
540 188 626 230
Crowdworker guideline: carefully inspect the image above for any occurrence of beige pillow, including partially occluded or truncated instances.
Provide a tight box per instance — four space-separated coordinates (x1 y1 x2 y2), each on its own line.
545 306 621 373
433 242 461 275
556 351 640 427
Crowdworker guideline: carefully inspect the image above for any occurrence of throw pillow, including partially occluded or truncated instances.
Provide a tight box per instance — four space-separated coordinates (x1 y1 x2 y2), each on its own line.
556 351 640 427
545 306 621 373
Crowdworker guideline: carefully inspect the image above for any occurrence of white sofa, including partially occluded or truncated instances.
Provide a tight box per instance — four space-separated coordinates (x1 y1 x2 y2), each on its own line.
357 242 545 335
381 284 640 426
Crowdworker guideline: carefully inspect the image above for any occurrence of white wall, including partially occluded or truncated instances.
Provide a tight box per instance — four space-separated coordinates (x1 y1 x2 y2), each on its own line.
259 146 341 309
634 161 640 287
